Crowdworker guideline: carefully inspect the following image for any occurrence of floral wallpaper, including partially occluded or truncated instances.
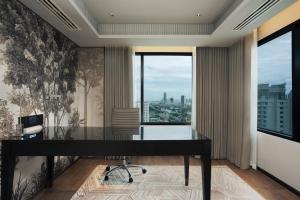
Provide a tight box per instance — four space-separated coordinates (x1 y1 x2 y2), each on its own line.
0 0 104 199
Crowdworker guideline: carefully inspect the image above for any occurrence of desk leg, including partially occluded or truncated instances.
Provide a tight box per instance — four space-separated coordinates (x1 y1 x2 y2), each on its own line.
184 155 189 186
47 156 54 187
201 155 211 200
1 142 16 200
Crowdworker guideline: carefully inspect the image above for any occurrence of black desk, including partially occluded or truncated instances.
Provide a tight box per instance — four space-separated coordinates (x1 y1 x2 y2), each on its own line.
1 126 211 200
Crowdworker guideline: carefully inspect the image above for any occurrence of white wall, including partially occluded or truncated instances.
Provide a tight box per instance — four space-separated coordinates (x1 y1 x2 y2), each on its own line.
257 132 300 191
256 1 300 191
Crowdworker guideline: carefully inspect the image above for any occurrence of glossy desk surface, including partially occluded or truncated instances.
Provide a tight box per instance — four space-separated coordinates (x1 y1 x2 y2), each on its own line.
1 126 209 141
0 126 212 200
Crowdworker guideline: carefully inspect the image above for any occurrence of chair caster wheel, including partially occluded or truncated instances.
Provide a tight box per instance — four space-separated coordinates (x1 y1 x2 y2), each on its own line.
104 175 109 181
129 177 133 183
142 169 147 174
105 166 110 171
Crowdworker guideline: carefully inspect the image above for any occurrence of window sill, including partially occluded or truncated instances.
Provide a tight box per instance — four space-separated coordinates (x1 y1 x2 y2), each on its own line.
141 122 191 125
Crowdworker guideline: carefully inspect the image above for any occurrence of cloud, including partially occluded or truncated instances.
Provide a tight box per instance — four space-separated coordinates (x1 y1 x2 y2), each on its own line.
136 55 192 101
258 32 292 94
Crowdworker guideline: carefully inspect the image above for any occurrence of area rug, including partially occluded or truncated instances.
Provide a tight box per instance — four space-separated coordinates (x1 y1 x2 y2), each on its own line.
70 165 265 200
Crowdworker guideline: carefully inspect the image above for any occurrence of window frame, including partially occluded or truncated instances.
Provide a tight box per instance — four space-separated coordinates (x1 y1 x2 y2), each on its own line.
257 19 300 143
135 52 193 125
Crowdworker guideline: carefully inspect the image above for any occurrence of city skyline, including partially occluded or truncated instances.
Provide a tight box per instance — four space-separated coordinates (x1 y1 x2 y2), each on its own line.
143 55 192 101
148 92 191 102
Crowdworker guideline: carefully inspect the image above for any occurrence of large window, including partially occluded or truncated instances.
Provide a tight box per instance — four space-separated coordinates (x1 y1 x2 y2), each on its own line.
258 32 292 136
258 19 300 142
135 53 192 124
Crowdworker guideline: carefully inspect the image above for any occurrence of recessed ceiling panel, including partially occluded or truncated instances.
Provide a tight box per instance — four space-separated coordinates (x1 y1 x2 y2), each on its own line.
84 0 235 24
19 0 296 46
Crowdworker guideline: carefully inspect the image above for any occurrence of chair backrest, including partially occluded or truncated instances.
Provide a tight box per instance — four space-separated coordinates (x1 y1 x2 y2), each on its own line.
111 108 140 128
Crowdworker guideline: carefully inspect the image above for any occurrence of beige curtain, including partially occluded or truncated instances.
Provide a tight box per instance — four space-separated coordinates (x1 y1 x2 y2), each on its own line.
104 47 131 127
196 47 228 159
196 42 251 168
227 40 251 169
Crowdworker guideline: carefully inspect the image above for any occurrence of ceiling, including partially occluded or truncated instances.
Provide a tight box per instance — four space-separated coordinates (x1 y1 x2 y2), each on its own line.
20 0 296 47
84 0 234 24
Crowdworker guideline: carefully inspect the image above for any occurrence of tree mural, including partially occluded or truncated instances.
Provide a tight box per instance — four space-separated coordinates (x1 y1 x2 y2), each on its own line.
26 162 47 198
77 49 104 128
0 0 78 127
68 108 84 127
0 99 14 137
0 0 80 199
8 89 35 117
12 162 48 200
0 1 105 199
12 173 29 200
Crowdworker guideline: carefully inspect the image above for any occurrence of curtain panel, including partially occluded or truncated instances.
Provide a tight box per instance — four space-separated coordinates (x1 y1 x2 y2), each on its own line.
196 47 229 159
196 41 251 168
104 46 131 127
228 40 251 169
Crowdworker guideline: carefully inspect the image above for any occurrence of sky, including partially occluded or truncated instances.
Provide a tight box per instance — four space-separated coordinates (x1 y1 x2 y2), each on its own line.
134 32 291 103
135 55 192 102
258 31 292 94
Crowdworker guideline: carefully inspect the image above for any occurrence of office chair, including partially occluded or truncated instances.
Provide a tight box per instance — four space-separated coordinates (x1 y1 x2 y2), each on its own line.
104 108 147 183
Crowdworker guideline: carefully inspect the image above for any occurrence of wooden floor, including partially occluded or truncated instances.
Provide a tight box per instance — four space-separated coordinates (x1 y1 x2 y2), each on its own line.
34 157 300 200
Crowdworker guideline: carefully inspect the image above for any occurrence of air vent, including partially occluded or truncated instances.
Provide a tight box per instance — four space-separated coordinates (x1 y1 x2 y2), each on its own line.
233 0 280 30
38 0 79 30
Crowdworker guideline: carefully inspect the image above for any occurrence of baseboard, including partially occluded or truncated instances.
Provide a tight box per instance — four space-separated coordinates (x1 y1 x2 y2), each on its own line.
54 157 80 178
250 161 257 170
257 166 300 197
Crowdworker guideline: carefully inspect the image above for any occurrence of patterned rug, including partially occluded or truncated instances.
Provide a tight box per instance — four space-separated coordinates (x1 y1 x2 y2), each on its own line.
70 165 265 200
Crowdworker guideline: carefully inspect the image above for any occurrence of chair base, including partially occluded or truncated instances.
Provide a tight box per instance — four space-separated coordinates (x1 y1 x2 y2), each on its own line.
104 161 147 183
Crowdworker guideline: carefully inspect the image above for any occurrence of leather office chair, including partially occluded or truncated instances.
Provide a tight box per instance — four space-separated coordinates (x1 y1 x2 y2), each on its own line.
104 108 147 183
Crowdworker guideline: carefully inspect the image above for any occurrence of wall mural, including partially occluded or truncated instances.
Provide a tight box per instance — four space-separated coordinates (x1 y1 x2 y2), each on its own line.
0 0 104 199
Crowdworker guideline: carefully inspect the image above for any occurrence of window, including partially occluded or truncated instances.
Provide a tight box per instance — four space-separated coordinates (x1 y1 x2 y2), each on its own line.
258 32 292 137
135 53 192 124
258 19 300 142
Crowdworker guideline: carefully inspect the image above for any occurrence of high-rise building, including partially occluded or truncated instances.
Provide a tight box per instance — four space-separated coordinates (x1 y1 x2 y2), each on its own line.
143 102 150 122
170 97 174 104
257 84 292 135
181 95 185 106
136 101 149 122
163 92 167 104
